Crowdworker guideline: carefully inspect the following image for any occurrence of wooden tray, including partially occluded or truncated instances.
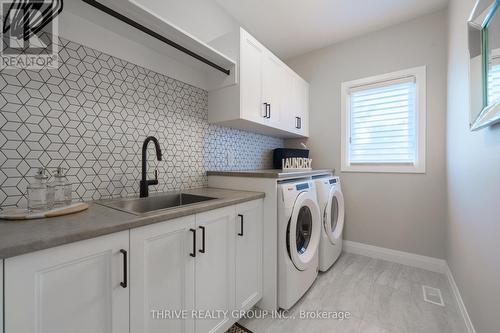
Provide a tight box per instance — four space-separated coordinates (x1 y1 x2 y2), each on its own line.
0 203 89 221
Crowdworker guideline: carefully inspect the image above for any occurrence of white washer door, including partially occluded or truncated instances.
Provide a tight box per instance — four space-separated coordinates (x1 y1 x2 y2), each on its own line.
324 187 345 245
287 191 321 271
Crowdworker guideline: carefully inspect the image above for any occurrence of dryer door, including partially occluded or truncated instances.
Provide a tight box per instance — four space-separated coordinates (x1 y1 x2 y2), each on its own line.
287 191 321 271
324 186 345 245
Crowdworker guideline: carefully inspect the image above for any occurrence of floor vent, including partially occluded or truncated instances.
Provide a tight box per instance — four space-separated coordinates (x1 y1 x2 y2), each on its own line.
422 285 445 306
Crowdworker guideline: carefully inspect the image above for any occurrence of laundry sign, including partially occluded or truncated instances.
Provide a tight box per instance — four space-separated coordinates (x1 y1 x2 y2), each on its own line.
282 157 313 170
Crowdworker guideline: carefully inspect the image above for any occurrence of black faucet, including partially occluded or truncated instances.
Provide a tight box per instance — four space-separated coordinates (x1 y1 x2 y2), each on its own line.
140 136 162 198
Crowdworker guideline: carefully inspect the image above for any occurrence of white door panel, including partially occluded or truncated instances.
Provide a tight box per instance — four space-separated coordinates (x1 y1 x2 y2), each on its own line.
195 207 235 333
5 231 129 333
262 54 284 126
130 216 196 333
235 200 263 311
240 32 265 123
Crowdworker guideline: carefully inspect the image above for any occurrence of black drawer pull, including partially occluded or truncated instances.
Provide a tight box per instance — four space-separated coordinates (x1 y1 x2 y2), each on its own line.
199 226 206 253
189 228 196 257
120 249 127 288
238 214 244 236
263 103 269 118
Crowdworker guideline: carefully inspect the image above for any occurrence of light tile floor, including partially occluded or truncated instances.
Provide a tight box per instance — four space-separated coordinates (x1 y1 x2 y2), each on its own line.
239 253 467 333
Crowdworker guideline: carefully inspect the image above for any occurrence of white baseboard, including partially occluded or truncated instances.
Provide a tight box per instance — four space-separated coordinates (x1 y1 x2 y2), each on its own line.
343 240 447 273
343 240 475 333
446 265 477 333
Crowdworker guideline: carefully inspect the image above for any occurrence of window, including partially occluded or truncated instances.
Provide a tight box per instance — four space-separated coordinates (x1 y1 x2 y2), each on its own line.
488 51 500 104
341 66 426 173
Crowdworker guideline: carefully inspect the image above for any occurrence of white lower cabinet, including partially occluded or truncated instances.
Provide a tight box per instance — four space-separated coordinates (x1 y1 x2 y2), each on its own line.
130 215 196 333
234 200 263 311
4 231 129 333
3 200 264 333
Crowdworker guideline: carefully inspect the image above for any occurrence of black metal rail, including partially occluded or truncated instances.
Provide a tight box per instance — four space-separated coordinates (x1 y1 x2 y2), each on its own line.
81 0 231 75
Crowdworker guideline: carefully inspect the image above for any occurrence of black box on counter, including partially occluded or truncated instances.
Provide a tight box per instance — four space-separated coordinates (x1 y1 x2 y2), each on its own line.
273 148 310 169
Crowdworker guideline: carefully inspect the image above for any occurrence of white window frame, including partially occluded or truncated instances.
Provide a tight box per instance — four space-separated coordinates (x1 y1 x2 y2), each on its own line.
340 66 427 173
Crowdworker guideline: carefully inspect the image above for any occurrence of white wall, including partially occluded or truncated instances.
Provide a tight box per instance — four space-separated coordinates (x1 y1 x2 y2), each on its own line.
286 10 448 258
447 0 500 332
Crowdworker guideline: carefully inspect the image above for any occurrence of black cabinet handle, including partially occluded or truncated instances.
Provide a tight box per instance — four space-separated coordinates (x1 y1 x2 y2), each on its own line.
296 116 302 129
199 226 206 253
189 228 196 257
263 103 269 118
267 104 271 118
238 214 244 236
120 249 127 288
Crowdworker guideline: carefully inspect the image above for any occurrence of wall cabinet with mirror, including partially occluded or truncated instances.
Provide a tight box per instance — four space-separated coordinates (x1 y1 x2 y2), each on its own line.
468 0 500 130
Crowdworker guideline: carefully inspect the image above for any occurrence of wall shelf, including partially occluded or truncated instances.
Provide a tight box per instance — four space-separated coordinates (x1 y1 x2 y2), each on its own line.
79 0 237 88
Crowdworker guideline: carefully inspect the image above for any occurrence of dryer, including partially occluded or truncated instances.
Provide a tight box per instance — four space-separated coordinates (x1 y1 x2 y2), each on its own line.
315 176 345 271
277 180 321 310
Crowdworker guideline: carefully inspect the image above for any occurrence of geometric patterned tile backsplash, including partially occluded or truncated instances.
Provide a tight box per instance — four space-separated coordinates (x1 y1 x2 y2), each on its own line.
0 35 283 208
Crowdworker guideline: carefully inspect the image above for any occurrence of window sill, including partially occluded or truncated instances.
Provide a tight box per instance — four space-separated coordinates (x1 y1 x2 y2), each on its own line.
341 163 426 174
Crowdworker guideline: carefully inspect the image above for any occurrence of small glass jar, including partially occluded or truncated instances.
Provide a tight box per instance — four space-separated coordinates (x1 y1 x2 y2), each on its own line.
48 167 72 208
27 168 50 212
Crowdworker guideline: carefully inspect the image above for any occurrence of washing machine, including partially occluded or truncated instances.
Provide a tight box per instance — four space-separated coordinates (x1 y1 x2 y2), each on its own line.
278 180 321 310
314 176 345 271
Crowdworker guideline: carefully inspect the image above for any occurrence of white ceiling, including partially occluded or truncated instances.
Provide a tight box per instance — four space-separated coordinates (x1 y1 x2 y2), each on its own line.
215 0 449 59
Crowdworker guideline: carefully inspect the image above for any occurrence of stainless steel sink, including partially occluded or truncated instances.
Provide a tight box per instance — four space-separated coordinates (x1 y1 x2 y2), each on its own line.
97 193 217 215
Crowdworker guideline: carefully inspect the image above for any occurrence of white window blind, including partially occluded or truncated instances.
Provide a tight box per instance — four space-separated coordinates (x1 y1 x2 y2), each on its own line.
348 77 416 164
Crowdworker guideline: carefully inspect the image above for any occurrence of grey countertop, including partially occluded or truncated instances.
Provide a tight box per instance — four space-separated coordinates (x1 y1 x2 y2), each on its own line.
0 188 264 259
207 169 334 179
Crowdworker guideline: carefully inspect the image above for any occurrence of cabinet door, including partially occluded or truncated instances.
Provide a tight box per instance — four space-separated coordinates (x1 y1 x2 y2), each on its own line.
5 231 129 333
240 31 265 123
293 76 309 136
235 200 263 311
283 73 309 136
130 216 195 333
195 207 235 333
262 54 285 127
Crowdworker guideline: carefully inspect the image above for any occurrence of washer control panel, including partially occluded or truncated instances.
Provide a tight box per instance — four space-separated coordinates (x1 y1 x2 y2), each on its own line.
280 181 316 210
295 183 310 191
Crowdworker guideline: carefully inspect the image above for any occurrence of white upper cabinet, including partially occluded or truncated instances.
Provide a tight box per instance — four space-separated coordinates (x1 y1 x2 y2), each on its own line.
209 28 309 138
5 231 130 333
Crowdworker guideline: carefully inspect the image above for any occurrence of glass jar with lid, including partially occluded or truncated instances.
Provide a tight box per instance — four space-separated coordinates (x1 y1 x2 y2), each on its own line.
48 167 72 208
